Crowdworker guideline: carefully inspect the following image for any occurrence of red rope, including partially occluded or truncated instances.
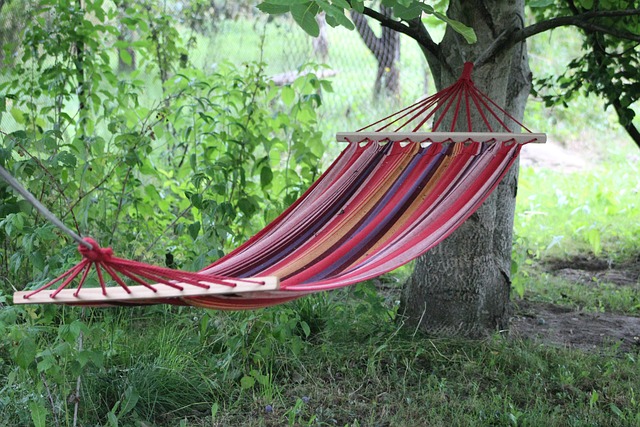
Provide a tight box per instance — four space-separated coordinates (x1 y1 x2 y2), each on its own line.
467 87 495 132
72 264 93 297
20 236 263 300
360 62 533 135
95 263 108 296
464 85 472 132
48 262 88 298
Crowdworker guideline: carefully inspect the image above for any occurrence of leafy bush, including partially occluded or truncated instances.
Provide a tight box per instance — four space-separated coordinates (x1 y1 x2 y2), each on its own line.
0 1 329 424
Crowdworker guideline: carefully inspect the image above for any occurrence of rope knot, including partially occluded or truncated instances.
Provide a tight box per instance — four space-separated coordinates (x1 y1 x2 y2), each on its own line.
78 238 113 262
460 62 474 81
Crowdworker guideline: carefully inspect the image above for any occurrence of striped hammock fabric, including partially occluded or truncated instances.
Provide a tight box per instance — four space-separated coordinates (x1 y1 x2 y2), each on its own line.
13 63 545 308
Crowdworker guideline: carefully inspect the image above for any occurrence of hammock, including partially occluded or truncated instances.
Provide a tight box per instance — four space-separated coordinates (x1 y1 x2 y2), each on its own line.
12 62 545 309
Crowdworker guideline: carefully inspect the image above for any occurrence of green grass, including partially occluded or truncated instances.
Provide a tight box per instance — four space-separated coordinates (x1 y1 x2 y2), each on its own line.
518 272 640 315
515 154 640 262
16 298 636 427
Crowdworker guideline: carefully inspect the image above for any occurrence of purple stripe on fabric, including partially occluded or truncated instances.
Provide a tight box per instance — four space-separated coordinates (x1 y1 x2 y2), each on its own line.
201 142 363 276
207 144 379 277
237 144 392 277
340 144 488 275
302 144 449 282
326 143 512 281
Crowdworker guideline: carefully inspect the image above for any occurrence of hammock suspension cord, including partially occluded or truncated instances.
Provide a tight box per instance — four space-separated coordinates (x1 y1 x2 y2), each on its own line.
0 163 270 301
0 164 92 249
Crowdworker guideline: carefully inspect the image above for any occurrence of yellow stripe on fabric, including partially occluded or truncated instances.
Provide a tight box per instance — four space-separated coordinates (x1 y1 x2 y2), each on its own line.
339 145 466 271
269 143 420 279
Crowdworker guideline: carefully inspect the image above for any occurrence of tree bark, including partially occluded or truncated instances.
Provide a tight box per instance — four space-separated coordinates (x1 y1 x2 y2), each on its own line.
352 6 400 98
313 12 329 62
401 0 531 338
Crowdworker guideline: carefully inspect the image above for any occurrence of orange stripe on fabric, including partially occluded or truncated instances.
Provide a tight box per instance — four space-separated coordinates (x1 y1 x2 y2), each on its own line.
337 147 452 269
268 143 420 279
201 143 373 276
292 142 481 288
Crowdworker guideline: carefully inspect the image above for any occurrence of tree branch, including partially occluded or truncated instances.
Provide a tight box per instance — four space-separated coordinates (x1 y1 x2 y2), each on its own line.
351 10 384 58
475 8 640 68
360 6 445 66
611 98 640 150
580 14 640 150
518 11 640 43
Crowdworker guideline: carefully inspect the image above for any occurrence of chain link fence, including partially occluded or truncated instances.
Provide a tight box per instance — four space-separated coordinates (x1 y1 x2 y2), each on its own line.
0 0 431 136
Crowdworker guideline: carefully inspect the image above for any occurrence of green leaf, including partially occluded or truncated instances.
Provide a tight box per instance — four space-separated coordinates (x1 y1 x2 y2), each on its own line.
585 227 601 256
256 3 290 14
15 336 36 369
240 375 255 389
190 193 203 209
434 12 477 44
291 2 320 37
87 350 105 369
37 355 55 373
281 86 295 106
332 0 350 8
261 0 309 4
30 251 45 271
610 403 624 418
106 411 118 427
393 3 423 20
211 402 219 419
351 0 364 13
188 221 201 240
119 49 133 66
10 107 25 124
119 386 140 417
300 320 311 337
419 4 434 14
528 0 554 7
317 1 354 30
29 400 47 427
238 197 257 216
57 151 77 167
260 166 273 188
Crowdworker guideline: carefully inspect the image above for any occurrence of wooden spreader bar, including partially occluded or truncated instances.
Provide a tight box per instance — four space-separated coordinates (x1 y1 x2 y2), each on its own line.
14 276 280 304
336 132 547 145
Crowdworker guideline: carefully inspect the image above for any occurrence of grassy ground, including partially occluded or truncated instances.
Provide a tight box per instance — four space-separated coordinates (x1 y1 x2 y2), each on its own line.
36 284 637 427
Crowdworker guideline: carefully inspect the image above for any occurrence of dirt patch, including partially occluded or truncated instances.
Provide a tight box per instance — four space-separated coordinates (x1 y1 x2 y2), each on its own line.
544 255 640 286
515 138 640 352
509 256 640 353
510 300 640 353
520 139 591 172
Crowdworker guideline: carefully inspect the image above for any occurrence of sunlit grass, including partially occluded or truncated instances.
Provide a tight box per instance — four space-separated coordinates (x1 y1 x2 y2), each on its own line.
521 272 640 314
516 154 640 262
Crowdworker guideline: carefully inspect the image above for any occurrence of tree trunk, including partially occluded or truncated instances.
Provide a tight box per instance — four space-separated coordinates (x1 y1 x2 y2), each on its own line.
313 12 329 62
352 6 400 98
401 0 531 338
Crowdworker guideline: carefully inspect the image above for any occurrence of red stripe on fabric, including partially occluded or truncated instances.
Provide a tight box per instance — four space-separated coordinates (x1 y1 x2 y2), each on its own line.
203 142 385 277
283 143 477 287
295 143 520 290
264 143 420 280
202 143 368 274
200 142 363 274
